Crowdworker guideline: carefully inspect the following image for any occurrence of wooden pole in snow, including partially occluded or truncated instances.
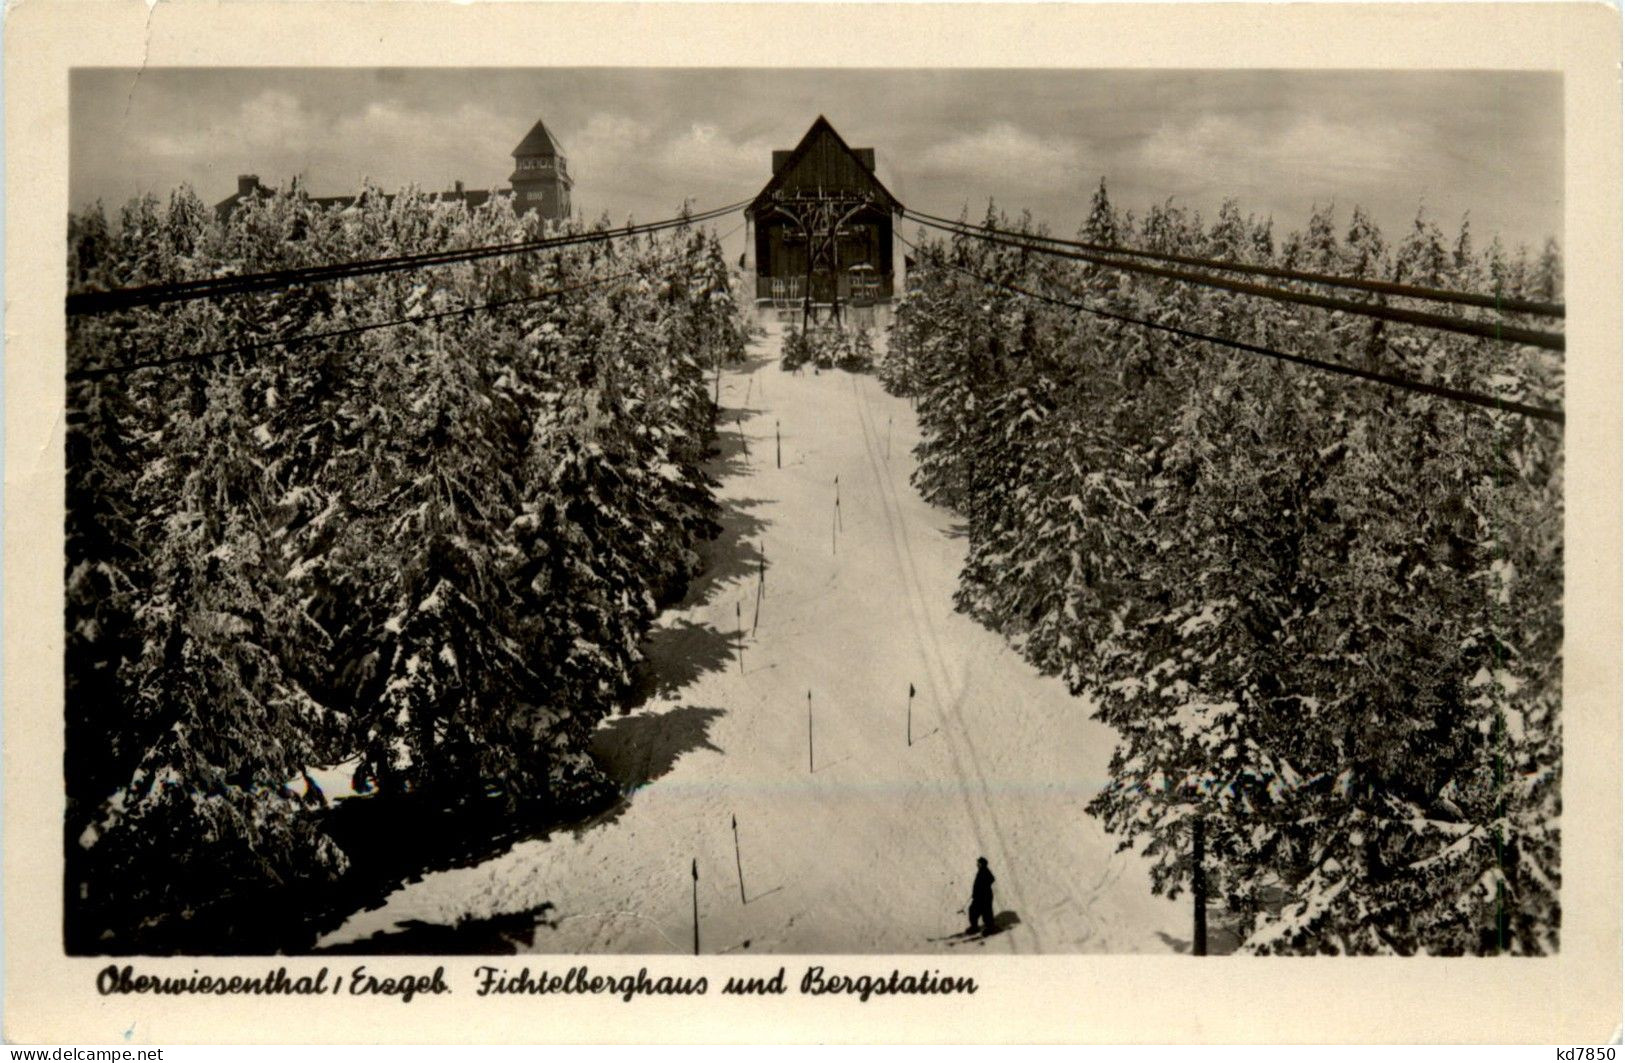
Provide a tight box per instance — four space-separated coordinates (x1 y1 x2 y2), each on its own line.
776 421 782 469
737 415 749 455
1193 816 1208 957
752 551 764 637
832 476 842 554
736 602 744 673
692 858 700 955
807 690 814 773
908 682 915 747
732 814 747 904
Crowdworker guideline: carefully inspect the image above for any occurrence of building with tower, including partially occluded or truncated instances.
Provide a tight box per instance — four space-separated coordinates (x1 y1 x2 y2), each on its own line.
508 119 572 221
214 115 573 223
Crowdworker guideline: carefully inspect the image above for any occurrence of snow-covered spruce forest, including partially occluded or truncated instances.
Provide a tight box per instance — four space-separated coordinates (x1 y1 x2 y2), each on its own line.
63 180 1562 958
65 188 748 952
879 187 1563 955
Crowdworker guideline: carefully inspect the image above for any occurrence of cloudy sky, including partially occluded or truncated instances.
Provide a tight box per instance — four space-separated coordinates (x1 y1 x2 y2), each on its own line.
71 69 1562 256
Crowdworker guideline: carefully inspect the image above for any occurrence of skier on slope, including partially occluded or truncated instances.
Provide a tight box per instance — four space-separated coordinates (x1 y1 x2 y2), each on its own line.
967 857 996 935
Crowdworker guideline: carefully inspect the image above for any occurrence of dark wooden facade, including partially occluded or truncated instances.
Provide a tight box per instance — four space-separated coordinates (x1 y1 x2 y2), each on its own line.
747 118 901 314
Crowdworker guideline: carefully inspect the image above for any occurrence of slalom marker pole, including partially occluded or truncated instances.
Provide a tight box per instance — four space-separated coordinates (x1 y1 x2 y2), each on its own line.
692 858 700 955
908 682 915 747
732 814 747 904
832 476 842 555
776 421 782 469
752 552 764 637
736 602 745 673
737 415 749 455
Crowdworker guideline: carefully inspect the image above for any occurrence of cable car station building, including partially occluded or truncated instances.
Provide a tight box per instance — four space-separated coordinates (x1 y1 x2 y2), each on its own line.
745 117 906 328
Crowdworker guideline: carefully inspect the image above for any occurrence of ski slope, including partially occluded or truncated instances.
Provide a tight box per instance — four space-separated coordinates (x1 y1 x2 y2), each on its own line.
319 327 1185 954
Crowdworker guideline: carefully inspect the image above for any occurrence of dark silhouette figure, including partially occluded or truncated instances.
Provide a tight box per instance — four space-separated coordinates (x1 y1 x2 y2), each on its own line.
967 857 996 935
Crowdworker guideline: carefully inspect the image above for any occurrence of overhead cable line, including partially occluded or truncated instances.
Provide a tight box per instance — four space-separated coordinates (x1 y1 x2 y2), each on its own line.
67 199 751 316
898 235 1564 426
904 212 1565 353
67 269 644 383
903 207 1564 319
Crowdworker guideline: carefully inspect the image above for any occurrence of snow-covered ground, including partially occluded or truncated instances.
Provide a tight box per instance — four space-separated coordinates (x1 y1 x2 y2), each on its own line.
318 326 1185 954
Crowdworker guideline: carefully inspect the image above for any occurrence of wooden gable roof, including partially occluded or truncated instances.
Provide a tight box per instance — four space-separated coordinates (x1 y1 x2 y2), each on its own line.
749 116 900 216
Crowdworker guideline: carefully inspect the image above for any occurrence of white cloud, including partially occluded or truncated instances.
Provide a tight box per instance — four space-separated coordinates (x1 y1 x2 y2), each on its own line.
917 123 1086 182
1132 113 1418 192
563 113 772 215
572 112 656 154
565 112 655 188
146 89 312 158
660 122 772 186
141 91 516 194
329 101 512 171
238 91 310 149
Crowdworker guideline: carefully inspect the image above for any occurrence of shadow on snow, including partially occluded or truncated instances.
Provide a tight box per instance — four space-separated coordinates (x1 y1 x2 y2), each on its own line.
318 901 561 956
305 359 775 957
625 619 737 709
591 704 727 792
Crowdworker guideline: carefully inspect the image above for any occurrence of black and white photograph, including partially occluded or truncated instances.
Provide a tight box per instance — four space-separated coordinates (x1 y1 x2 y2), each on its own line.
7 0 1621 1047
61 63 1567 959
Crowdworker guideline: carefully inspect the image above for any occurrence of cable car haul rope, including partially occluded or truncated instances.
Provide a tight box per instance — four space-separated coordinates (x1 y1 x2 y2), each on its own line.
67 190 1563 424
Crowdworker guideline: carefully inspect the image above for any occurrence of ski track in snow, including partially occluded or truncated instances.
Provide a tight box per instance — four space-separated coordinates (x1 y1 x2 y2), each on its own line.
845 371 1037 951
317 325 1185 955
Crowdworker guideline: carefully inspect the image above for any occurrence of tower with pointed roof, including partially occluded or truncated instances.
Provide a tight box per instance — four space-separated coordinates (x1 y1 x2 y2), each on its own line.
509 118 572 221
